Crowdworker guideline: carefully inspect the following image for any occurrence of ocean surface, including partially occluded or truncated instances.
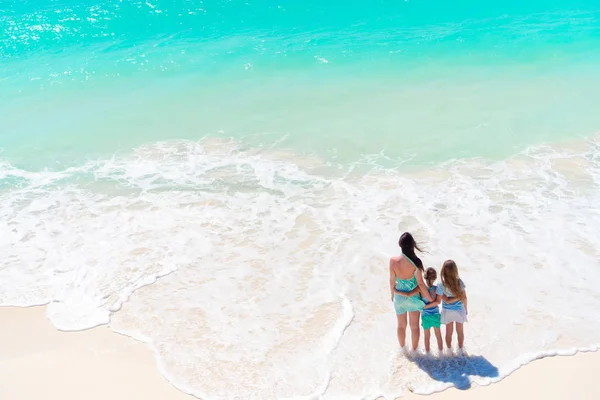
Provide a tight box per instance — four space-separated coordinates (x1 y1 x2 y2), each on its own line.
2 0 600 398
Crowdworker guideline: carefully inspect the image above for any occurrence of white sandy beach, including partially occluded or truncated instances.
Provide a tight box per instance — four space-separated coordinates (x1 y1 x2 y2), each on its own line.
0 306 598 400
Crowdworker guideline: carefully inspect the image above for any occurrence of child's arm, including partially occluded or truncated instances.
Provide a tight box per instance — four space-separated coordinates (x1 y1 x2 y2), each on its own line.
395 287 420 297
442 292 467 305
423 292 441 309
464 293 468 314
442 295 461 303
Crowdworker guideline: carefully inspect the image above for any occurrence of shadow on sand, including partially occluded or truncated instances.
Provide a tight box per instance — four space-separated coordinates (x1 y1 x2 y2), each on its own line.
410 354 499 390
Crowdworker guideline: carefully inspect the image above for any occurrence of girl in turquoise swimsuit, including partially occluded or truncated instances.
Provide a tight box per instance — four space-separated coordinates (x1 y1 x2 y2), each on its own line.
389 232 433 351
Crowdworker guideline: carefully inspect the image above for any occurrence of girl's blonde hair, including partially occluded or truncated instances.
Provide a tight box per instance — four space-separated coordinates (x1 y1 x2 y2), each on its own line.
441 260 465 300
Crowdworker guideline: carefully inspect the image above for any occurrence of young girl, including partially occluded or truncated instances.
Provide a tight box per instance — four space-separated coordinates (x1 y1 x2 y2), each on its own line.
421 267 444 352
436 260 468 350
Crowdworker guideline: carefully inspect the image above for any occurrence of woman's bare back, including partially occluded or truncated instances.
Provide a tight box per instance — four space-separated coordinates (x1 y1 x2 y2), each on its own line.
390 255 416 280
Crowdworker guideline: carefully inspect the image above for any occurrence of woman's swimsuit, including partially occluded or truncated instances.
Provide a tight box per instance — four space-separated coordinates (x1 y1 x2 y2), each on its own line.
393 255 425 315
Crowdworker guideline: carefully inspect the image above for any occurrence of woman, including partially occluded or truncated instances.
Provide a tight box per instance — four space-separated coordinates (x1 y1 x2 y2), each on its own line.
389 232 433 351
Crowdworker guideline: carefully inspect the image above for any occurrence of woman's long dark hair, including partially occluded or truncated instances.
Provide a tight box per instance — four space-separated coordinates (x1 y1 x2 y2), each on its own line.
399 232 424 271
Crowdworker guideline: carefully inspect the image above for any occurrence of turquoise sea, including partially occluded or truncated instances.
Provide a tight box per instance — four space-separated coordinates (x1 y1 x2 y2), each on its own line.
2 1 600 399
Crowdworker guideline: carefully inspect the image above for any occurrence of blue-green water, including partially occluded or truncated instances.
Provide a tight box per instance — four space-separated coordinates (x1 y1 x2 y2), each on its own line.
2 1 600 399
2 0 600 167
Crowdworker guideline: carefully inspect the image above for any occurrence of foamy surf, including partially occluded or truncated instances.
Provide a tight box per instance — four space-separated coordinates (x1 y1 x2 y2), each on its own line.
1 136 600 399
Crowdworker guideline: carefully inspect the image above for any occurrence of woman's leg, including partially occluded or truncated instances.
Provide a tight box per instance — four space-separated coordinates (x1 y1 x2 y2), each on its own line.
396 313 408 348
445 322 454 349
456 322 464 348
433 327 444 351
424 328 431 352
409 311 421 351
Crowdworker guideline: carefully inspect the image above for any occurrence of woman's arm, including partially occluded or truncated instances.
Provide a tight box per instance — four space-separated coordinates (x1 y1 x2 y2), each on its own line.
415 271 433 302
389 261 396 302
464 293 468 314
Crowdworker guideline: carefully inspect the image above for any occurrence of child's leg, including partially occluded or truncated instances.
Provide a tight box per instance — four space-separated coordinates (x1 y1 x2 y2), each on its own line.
433 327 443 351
456 322 464 348
445 322 454 348
424 328 431 352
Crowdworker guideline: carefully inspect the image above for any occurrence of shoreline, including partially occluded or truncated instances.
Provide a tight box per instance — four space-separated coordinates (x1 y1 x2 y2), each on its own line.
1 306 598 400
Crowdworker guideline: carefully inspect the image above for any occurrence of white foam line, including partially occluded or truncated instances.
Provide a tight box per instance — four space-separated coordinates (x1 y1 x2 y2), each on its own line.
285 240 357 400
45 265 181 332
108 264 179 313
0 300 51 307
49 308 111 331
106 234 357 400
108 325 208 400
490 346 600 384
357 347 600 399
291 296 355 400
407 345 600 397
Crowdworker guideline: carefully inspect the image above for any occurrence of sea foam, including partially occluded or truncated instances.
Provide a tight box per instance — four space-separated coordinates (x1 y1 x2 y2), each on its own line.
1 136 600 399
